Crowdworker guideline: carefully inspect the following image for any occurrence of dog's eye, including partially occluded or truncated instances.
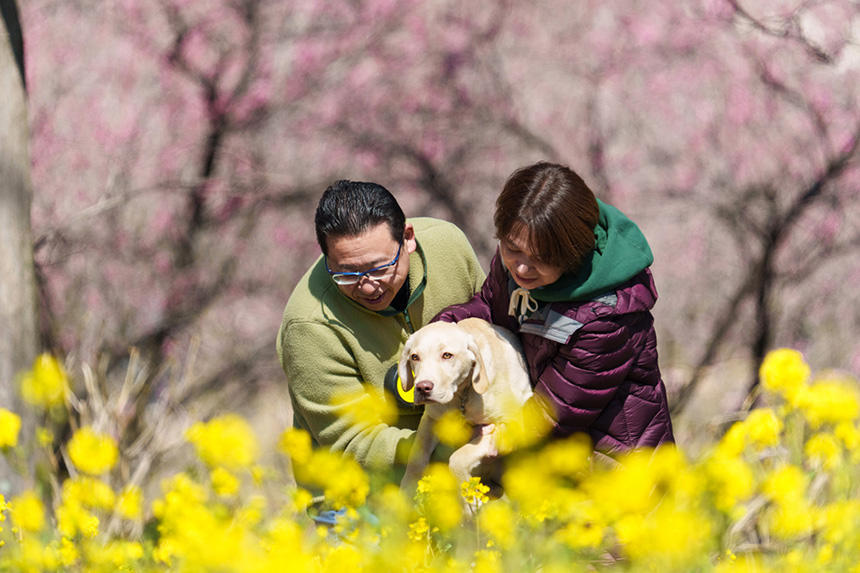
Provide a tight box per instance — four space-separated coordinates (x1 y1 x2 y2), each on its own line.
410 353 420 361
441 352 453 359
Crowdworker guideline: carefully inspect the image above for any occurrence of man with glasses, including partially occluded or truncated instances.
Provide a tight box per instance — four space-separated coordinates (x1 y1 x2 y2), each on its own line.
277 180 485 475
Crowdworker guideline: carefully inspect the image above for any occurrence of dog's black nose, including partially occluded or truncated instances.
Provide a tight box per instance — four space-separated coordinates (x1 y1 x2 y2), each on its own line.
415 380 434 394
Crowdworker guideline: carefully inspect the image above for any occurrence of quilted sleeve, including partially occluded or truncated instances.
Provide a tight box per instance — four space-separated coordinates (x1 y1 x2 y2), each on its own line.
532 314 641 434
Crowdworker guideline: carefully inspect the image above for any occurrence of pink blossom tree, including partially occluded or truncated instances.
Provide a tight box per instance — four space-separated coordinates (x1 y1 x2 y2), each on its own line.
21 0 860 430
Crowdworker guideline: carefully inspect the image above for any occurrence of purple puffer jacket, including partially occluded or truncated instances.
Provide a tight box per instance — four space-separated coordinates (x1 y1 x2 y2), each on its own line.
435 253 674 455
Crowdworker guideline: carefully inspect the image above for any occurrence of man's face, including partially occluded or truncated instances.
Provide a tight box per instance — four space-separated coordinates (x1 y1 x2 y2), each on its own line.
325 222 417 311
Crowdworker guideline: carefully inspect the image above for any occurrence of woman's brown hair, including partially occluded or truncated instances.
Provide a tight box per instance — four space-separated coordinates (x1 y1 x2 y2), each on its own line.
494 162 599 273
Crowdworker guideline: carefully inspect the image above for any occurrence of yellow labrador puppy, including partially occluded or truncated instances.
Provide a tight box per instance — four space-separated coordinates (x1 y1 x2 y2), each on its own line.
399 317 532 491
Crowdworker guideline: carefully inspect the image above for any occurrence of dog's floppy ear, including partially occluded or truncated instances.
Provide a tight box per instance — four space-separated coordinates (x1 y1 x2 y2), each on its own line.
467 335 490 395
399 337 416 391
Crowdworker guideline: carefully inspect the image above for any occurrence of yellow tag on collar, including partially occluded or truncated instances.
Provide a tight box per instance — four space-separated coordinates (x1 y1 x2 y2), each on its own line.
397 374 415 404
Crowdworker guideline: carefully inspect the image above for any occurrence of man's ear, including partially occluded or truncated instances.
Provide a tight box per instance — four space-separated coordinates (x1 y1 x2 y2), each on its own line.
467 337 490 395
403 223 417 255
399 338 416 391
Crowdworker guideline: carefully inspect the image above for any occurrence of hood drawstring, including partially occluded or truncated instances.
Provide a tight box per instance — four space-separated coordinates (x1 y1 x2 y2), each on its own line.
508 287 538 324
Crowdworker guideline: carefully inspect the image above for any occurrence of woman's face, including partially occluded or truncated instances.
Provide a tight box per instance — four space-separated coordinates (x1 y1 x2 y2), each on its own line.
498 225 564 290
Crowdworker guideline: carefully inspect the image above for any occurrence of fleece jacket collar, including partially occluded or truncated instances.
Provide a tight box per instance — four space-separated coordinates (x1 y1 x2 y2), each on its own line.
528 199 653 303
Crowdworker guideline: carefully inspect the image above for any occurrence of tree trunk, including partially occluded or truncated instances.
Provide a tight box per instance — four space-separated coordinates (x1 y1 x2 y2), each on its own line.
0 0 37 495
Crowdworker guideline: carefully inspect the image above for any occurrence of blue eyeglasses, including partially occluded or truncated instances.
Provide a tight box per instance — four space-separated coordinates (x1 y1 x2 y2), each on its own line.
325 243 403 286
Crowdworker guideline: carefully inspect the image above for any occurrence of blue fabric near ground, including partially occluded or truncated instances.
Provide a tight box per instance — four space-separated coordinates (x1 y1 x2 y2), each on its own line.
311 508 347 526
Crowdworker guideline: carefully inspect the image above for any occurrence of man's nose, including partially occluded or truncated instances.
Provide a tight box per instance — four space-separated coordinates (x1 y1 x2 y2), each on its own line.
355 275 379 293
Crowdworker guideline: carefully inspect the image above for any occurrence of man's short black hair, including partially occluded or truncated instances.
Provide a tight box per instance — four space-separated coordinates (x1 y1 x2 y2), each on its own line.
314 180 406 256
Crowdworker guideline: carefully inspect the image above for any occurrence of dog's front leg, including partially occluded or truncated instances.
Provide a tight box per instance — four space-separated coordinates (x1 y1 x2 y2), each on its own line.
448 426 498 516
448 425 496 486
401 413 440 491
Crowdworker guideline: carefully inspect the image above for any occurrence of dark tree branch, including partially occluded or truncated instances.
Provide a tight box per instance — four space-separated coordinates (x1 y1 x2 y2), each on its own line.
673 128 859 414
0 0 24 90
670 272 756 415
727 0 836 64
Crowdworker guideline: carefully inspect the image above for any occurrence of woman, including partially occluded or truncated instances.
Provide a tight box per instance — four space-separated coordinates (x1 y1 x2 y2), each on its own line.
436 161 674 455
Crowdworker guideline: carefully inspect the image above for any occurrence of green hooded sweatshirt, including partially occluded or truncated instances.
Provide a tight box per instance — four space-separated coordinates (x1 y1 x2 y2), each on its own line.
528 199 654 303
277 218 485 471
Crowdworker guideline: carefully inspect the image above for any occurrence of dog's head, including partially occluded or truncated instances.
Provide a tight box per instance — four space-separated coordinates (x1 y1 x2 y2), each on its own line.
398 321 489 405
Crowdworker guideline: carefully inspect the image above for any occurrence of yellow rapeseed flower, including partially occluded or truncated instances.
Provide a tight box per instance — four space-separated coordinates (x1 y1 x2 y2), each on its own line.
583 449 661 521
237 494 266 527
495 398 553 453
80 539 145 569
764 497 815 540
59 537 79 567
288 488 314 515
407 516 431 542
251 464 266 485
434 409 472 447
9 490 45 533
478 501 516 549
0 408 21 448
186 414 259 470
553 502 605 550
834 421 860 461
320 453 369 509
502 457 557 523
321 543 363 572
460 476 490 507
540 434 592 477
473 549 502 573
62 475 116 510
8 536 60 571
713 553 765 573
19 353 69 409
116 485 143 520
415 463 463 531
817 543 835 567
700 452 755 514
331 387 397 427
615 501 713 569
152 473 207 522
372 484 412 524
68 426 119 475
153 472 248 570
36 426 54 447
278 427 312 466
743 408 783 449
793 377 860 428
715 422 747 458
762 464 807 505
804 432 842 471
211 466 240 497
759 348 810 400
647 446 703 502
56 499 99 539
292 449 369 509
820 500 860 546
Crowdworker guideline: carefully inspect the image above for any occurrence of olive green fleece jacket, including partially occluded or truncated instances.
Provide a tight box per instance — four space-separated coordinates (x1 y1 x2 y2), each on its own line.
276 218 485 470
